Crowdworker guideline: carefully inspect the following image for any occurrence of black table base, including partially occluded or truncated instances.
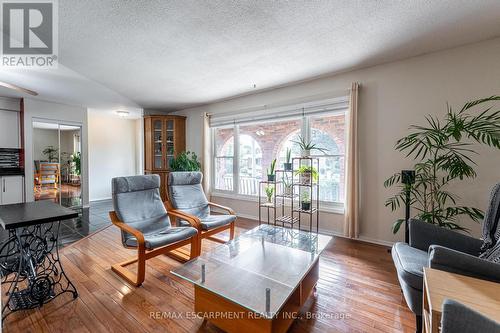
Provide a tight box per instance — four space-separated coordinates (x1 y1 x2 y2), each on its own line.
0 222 78 320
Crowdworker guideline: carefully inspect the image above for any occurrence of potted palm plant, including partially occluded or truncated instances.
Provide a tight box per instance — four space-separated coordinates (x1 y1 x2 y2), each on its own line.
385 96 500 234
295 165 318 184
301 191 311 211
43 146 58 162
265 185 274 204
283 148 292 171
292 135 328 157
267 159 277 181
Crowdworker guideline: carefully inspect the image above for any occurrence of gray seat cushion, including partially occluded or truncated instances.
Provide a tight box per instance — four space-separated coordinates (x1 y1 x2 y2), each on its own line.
392 242 428 290
125 226 197 249
441 299 500 333
200 214 236 230
112 174 196 249
168 172 210 218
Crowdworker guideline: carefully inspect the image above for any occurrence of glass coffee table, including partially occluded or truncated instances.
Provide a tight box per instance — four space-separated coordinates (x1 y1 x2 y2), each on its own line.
171 225 332 333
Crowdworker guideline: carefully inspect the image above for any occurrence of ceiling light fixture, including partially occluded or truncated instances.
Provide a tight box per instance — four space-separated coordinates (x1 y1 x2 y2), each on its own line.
116 110 129 117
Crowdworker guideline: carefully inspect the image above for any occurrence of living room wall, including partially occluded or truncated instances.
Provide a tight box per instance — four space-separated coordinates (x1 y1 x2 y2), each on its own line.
173 37 500 245
87 111 143 201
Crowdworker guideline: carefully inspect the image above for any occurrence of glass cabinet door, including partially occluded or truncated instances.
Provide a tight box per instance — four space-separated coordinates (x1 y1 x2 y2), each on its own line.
153 119 164 169
166 119 175 168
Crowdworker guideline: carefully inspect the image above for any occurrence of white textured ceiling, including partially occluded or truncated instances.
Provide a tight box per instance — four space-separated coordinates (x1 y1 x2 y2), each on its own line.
2 0 500 111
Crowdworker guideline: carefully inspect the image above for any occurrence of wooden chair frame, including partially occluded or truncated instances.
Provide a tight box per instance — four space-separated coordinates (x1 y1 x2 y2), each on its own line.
165 200 236 256
109 204 199 287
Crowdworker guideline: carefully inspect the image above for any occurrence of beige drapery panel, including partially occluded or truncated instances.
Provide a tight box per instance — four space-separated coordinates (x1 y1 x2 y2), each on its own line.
202 112 211 195
344 82 360 238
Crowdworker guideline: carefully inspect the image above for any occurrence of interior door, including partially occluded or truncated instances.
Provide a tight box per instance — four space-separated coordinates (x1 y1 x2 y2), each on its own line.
32 121 83 209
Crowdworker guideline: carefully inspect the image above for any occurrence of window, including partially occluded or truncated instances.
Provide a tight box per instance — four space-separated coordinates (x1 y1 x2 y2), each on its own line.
211 105 347 205
310 114 345 203
238 119 301 195
214 127 234 191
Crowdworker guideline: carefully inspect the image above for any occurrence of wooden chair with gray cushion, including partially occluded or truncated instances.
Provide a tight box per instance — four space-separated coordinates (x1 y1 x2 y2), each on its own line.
391 183 500 332
109 174 199 287
166 171 236 256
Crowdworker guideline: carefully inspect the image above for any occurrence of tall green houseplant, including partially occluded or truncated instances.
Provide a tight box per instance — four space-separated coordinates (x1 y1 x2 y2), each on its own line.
385 96 500 233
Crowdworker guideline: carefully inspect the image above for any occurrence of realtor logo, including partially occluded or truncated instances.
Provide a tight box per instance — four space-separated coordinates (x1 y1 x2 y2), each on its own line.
1 0 58 67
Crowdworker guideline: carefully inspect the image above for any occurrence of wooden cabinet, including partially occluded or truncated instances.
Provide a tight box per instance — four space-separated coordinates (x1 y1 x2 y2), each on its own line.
0 175 24 205
144 115 186 201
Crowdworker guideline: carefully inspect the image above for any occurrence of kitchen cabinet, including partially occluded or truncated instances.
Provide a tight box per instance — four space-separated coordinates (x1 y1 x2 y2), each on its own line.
0 175 24 205
0 110 20 148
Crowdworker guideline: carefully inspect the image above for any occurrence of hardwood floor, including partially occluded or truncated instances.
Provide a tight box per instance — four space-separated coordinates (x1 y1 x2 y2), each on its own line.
3 218 415 333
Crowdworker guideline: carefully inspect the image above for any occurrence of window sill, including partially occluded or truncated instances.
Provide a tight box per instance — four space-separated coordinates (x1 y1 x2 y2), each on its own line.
210 191 345 215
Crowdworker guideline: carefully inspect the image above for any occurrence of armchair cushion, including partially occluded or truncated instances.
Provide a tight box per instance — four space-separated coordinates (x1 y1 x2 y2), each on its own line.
168 172 210 218
409 219 482 255
125 226 197 249
178 214 237 230
429 245 500 283
392 242 428 290
112 175 173 247
441 299 500 333
200 214 236 230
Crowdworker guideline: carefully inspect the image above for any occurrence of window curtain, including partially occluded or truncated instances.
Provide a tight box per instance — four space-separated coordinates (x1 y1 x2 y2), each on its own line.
344 82 360 238
202 112 211 195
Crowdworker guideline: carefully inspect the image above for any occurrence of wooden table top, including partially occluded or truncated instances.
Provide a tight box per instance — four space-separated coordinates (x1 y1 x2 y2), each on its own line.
423 267 500 321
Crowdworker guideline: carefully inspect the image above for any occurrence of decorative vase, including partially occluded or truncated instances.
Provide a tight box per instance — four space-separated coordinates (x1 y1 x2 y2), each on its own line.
301 201 311 211
283 162 292 171
267 174 275 182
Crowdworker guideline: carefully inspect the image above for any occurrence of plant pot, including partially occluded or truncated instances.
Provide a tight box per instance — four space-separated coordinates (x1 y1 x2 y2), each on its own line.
266 198 273 204
301 201 311 211
284 186 293 196
302 149 310 157
283 163 292 171
299 171 311 184
267 174 275 182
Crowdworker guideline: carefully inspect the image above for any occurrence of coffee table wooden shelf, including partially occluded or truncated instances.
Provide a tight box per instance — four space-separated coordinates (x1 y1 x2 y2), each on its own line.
422 267 500 333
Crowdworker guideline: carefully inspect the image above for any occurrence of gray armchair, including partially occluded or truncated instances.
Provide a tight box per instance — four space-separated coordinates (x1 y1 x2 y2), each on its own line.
441 299 500 333
392 184 500 332
110 175 199 286
166 172 236 255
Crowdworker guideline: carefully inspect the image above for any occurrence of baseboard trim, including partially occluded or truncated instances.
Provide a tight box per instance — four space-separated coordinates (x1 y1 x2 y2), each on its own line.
229 211 394 247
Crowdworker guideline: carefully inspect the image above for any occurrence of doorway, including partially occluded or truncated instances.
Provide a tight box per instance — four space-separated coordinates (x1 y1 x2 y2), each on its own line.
32 121 82 209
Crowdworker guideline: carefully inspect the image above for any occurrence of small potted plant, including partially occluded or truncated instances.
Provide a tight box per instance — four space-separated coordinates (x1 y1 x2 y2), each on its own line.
283 174 293 196
292 135 328 157
265 185 274 204
301 191 311 211
295 165 318 184
267 159 277 181
283 148 292 171
43 146 59 162
169 151 201 171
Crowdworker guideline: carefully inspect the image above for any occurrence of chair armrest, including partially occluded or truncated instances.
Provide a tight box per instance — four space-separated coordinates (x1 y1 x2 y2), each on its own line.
409 219 482 255
162 201 202 230
168 209 202 230
428 245 500 283
109 211 145 247
208 202 235 215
